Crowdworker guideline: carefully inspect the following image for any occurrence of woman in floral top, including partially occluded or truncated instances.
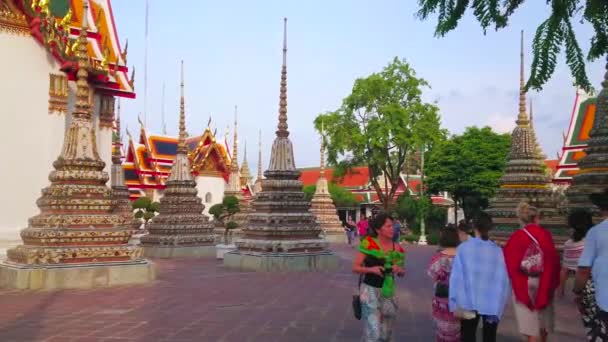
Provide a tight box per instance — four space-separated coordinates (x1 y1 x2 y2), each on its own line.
428 226 461 342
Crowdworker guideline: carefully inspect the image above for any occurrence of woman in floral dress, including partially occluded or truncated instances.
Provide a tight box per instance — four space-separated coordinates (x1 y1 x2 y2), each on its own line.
428 226 461 342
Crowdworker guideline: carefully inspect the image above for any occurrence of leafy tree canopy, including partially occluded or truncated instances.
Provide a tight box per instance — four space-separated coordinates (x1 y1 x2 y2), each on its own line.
303 183 361 208
315 57 447 209
416 0 608 93
132 196 160 225
424 126 511 221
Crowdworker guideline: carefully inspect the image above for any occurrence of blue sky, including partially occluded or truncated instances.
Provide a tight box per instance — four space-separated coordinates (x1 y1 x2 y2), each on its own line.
112 0 605 174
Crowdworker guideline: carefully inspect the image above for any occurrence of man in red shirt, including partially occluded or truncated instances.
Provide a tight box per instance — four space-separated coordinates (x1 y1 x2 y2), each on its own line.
357 214 369 239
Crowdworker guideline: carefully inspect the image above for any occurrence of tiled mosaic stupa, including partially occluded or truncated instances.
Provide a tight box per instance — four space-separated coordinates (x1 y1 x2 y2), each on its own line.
224 18 338 272
566 56 608 218
487 31 561 239
111 101 140 231
140 62 215 258
0 1 154 289
310 131 344 242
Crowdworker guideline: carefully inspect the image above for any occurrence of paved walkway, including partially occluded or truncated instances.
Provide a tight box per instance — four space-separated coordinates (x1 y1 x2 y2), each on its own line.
0 243 585 341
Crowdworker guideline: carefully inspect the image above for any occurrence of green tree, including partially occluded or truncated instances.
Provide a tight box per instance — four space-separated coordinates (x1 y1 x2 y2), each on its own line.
303 183 361 208
394 193 447 233
132 196 160 230
208 195 241 244
315 57 446 210
425 126 511 222
416 0 607 93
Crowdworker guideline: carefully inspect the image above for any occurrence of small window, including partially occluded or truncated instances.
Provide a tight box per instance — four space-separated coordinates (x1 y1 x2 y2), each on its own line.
205 192 212 203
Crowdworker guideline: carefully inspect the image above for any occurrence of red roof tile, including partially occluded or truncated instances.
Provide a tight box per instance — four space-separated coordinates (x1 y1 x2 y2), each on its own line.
299 166 370 188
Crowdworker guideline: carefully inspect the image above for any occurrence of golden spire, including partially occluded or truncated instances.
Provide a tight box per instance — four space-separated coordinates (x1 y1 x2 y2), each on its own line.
257 129 263 181
516 30 529 127
112 99 122 165
71 0 92 121
231 105 239 172
529 98 534 128
177 60 187 154
320 121 325 175
276 17 289 138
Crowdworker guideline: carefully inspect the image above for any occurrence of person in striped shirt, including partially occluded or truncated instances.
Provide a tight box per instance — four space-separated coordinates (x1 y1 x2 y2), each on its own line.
558 209 593 297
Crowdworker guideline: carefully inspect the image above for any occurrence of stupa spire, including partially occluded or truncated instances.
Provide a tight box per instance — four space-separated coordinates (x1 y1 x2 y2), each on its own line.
226 105 242 193
112 99 122 165
240 139 253 186
231 105 239 172
516 30 529 127
320 121 325 175
177 61 187 154
276 17 288 138
257 129 262 181
267 18 296 171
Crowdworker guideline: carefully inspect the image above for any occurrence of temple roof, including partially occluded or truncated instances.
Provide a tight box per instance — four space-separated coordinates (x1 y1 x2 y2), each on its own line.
4 0 134 98
554 90 596 183
122 126 232 199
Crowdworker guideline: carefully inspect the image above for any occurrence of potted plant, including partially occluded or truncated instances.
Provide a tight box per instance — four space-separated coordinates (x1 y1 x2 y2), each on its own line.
132 196 160 232
208 196 240 259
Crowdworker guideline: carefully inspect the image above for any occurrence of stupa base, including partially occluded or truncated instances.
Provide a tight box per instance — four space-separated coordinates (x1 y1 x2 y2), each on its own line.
142 245 216 258
0 260 155 290
324 232 347 243
223 250 339 272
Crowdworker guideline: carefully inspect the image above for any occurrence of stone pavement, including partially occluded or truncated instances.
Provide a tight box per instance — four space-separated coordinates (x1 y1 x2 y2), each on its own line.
0 243 585 341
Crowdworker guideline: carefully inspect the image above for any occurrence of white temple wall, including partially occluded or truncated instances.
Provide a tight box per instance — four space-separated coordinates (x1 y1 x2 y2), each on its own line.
0 34 64 255
196 176 226 217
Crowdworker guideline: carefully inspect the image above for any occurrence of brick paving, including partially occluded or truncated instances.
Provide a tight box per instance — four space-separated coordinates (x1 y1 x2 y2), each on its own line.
0 243 585 341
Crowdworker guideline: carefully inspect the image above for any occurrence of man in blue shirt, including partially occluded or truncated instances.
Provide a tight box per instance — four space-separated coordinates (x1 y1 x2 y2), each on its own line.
574 188 608 338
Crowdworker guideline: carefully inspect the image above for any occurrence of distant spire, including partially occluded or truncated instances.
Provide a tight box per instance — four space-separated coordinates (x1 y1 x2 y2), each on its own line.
112 99 122 165
276 17 289 138
231 105 239 172
529 98 534 128
516 30 529 127
320 121 325 175
257 129 263 180
177 60 187 154
243 139 248 162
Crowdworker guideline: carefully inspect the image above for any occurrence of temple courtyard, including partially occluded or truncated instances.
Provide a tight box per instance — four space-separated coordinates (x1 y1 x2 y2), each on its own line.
0 243 584 342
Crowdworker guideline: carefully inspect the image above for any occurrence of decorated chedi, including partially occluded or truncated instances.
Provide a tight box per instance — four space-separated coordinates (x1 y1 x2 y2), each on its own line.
111 101 140 230
486 31 560 241
140 62 215 258
223 106 250 228
566 56 608 218
224 18 338 271
253 129 264 194
240 142 253 187
0 2 154 289
309 130 344 242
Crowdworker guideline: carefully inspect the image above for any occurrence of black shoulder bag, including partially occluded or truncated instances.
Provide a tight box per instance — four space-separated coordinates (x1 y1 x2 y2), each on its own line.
352 274 362 320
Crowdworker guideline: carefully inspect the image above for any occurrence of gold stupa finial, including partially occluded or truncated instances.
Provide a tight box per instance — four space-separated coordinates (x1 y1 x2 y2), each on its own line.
516 30 529 127
71 0 92 121
320 120 325 175
177 60 187 154
257 129 263 180
529 98 534 128
276 17 289 138
231 105 239 172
